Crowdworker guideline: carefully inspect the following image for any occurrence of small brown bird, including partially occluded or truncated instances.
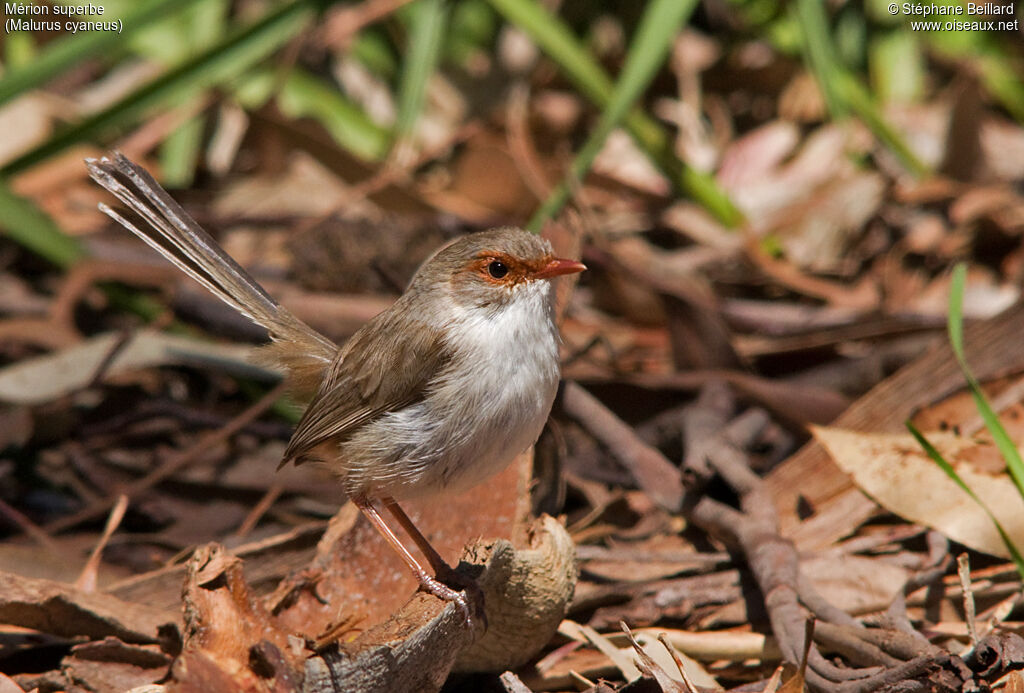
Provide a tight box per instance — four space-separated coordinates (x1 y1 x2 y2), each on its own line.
87 153 584 621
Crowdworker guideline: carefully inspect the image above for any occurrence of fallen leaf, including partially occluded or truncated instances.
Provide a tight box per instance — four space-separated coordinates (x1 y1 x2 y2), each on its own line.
812 427 1024 558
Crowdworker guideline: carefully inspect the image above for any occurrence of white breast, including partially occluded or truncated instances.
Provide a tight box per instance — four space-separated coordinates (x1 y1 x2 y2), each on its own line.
341 280 561 499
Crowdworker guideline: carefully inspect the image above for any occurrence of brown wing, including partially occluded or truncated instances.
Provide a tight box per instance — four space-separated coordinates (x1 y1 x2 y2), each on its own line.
280 307 450 467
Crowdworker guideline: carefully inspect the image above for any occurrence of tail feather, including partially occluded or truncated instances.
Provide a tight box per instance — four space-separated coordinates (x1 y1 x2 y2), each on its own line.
86 152 338 378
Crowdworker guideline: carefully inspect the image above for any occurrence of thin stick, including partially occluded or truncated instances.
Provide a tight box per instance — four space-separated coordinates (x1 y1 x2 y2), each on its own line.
0 497 59 554
958 553 978 647
75 494 129 593
235 483 283 538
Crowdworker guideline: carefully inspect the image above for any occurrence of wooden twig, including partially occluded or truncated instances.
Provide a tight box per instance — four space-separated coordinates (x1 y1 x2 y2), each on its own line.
560 381 684 512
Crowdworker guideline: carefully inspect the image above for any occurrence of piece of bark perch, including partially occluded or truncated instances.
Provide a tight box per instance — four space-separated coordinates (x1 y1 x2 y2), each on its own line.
168 516 576 692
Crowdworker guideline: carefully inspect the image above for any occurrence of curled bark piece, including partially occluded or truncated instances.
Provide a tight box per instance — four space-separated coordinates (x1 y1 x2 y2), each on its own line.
0 570 177 646
455 515 578 672
305 594 479 693
966 630 1024 679
171 543 306 693
307 515 577 691
170 518 575 692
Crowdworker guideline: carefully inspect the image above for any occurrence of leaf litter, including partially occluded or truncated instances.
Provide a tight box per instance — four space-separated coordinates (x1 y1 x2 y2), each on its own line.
2 4 1024 693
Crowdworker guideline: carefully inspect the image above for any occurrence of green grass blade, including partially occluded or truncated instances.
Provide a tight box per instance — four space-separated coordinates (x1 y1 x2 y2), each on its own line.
159 109 205 188
0 0 321 177
486 0 743 227
0 0 207 107
948 263 967 359
907 422 1024 576
275 69 390 162
870 30 924 104
349 29 400 80
948 263 1024 497
485 0 610 105
794 0 928 177
794 0 845 117
4 28 37 69
528 0 695 230
393 0 448 149
0 181 84 268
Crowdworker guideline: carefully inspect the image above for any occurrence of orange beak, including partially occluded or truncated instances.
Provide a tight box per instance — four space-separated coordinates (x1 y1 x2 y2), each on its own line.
533 257 587 279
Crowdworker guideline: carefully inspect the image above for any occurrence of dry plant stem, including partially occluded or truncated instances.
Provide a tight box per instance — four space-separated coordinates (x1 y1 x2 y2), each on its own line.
0 496 59 554
657 632 700 691
234 482 283 538
75 494 129 593
958 553 978 647
592 370 849 426
44 380 288 534
84 328 135 389
621 622 695 693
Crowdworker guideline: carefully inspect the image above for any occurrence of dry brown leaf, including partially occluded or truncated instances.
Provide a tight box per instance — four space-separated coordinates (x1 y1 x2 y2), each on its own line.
812 427 1024 558
621 624 694 693
593 129 670 196
800 555 908 615
716 121 799 190
0 330 260 406
212 151 355 219
776 662 806 693
775 172 886 273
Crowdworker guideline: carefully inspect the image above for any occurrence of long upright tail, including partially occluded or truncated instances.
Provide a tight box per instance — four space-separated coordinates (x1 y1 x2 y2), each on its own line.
86 153 338 388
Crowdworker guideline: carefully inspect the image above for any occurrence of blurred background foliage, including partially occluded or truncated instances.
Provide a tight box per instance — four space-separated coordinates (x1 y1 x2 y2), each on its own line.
0 0 1021 267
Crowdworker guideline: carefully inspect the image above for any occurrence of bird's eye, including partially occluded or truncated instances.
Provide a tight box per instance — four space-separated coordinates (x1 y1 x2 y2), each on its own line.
487 260 509 279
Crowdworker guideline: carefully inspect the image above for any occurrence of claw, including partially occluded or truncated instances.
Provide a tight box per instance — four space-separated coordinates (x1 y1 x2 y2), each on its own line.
416 573 473 627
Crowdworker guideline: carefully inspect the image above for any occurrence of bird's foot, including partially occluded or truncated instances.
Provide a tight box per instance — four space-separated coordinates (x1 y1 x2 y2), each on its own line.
416 571 476 627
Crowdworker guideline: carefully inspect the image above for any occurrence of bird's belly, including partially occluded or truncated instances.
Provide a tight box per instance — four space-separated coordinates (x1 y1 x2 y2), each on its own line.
341 327 560 499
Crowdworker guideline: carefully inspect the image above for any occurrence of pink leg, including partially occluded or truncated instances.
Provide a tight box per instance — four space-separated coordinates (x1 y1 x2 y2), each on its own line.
382 497 452 576
351 496 470 624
